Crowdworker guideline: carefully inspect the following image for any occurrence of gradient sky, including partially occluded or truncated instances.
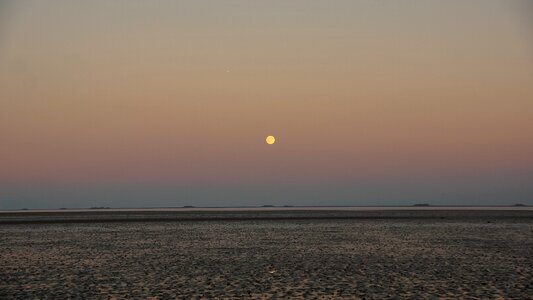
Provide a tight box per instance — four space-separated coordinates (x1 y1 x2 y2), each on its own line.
1 0 532 209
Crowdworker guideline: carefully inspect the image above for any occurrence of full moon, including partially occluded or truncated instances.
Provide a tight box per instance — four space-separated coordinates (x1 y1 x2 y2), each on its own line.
266 135 276 145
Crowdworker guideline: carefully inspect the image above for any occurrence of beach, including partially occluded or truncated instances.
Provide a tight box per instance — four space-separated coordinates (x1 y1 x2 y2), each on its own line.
1 208 532 299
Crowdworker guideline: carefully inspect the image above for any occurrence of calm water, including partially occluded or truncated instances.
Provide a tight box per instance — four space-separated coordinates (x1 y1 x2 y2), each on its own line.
1 206 531 213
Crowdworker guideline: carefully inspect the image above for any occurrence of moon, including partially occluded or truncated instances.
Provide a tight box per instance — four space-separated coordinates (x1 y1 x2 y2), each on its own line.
266 135 276 145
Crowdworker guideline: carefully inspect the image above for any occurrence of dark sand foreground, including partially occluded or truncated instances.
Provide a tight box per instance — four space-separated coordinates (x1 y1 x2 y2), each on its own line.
1 209 532 299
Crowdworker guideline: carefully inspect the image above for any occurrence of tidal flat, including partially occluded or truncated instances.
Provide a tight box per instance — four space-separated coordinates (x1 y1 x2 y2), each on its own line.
1 210 532 299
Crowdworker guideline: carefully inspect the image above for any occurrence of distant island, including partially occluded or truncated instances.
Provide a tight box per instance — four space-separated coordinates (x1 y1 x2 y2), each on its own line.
413 203 431 207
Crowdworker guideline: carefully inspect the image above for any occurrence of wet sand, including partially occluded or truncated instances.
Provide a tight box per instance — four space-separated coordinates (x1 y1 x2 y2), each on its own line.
1 209 532 299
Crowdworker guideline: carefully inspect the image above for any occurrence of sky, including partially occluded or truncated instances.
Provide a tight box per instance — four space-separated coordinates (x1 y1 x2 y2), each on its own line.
1 0 532 209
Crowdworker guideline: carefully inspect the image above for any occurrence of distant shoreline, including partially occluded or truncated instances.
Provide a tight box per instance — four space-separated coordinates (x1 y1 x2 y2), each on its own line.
1 205 531 214
1 207 532 224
